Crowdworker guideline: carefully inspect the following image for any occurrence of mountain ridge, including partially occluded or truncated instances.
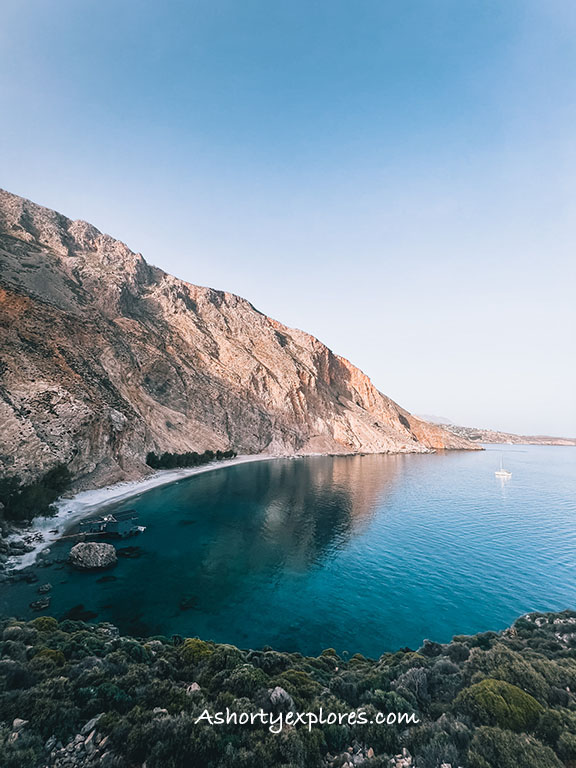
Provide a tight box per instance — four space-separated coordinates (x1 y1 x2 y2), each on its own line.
0 189 477 489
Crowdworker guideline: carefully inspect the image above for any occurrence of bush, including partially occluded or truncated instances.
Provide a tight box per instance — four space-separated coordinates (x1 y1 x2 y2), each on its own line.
0 464 71 522
34 648 66 666
557 731 576 762
31 616 59 632
0 611 576 768
467 644 549 701
224 664 269 697
468 726 563 768
447 642 470 663
180 637 214 665
455 678 543 731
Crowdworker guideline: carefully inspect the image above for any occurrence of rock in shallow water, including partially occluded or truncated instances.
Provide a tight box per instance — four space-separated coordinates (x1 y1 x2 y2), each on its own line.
69 542 117 570
29 597 51 611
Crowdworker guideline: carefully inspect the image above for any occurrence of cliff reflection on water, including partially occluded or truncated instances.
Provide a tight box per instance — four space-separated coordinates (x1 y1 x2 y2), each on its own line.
194 454 402 573
2 447 575 657
102 455 402 636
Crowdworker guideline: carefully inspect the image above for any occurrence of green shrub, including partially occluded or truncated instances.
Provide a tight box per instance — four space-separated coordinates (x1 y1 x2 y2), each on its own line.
34 648 66 666
224 664 269 697
468 726 562 768
31 616 59 632
272 669 321 701
455 678 543 731
467 643 549 701
180 637 214 665
557 731 576 761
0 725 44 768
0 612 575 768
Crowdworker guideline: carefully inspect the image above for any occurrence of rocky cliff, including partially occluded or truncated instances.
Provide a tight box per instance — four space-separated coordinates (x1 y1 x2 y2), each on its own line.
0 189 476 489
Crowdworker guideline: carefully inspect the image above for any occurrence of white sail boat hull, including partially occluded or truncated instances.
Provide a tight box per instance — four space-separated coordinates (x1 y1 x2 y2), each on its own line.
495 454 512 478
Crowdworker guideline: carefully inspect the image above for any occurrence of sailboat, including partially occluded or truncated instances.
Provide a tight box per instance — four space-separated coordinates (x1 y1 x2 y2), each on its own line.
495 455 512 478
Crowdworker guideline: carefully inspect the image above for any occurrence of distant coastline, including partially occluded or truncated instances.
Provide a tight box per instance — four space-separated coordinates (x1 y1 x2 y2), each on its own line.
446 425 576 446
416 416 576 446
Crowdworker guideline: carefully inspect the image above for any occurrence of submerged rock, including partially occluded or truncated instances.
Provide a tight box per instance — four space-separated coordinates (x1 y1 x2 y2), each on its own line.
69 542 117 571
61 604 99 622
116 546 142 559
29 597 51 611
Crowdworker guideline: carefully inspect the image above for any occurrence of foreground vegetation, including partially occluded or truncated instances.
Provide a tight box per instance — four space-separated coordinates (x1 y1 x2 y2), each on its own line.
2 611 576 767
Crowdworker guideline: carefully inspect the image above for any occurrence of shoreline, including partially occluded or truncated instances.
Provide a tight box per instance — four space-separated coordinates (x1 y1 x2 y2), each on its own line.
4 444 519 571
7 453 283 571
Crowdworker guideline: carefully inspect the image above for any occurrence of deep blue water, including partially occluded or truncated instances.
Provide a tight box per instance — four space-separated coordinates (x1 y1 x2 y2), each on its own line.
2 445 575 657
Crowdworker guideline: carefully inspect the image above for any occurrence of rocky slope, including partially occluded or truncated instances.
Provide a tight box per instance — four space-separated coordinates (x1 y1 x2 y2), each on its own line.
0 189 476 489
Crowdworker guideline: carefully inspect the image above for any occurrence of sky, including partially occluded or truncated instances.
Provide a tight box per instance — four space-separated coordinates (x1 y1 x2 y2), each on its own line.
1 0 575 436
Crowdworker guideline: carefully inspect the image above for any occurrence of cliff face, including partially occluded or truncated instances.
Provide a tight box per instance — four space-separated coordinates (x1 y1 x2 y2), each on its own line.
0 189 476 489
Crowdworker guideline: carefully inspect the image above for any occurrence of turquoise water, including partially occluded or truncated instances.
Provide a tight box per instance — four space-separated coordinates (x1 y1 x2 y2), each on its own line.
2 445 575 657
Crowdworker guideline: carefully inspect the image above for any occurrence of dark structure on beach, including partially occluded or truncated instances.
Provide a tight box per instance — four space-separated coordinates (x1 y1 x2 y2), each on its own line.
78 510 145 538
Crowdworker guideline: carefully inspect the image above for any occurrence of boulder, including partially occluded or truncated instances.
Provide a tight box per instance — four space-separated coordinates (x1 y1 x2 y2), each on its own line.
81 713 104 735
69 543 117 570
268 685 294 711
84 729 97 753
29 597 51 611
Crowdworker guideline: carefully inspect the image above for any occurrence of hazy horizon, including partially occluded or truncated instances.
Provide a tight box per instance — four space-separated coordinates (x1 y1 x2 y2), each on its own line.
1 0 574 436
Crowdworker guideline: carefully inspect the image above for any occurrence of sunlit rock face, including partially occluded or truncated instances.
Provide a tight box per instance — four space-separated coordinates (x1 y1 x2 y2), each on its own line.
0 189 477 489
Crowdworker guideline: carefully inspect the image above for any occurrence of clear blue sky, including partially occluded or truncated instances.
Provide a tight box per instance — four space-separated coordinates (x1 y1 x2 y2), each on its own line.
1 0 575 435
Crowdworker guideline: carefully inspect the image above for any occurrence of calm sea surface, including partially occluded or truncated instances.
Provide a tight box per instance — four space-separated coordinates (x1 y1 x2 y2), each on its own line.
2 445 575 657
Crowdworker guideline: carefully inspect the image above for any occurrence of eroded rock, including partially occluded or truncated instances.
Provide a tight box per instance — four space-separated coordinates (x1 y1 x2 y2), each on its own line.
69 543 117 571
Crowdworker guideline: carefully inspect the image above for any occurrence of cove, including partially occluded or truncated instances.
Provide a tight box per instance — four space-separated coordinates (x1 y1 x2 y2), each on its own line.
1 445 575 658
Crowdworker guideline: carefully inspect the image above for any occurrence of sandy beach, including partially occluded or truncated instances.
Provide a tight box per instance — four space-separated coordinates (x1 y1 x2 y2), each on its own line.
8 454 282 570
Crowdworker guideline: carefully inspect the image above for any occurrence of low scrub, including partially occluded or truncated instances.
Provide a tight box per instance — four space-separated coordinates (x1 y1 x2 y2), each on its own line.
1 611 576 767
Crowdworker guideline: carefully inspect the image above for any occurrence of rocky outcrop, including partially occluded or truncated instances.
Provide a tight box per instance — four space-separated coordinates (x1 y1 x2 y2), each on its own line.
0 189 478 489
40 714 115 768
69 542 117 570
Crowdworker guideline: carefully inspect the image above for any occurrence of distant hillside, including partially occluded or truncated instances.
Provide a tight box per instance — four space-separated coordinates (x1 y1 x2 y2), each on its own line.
417 416 576 446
